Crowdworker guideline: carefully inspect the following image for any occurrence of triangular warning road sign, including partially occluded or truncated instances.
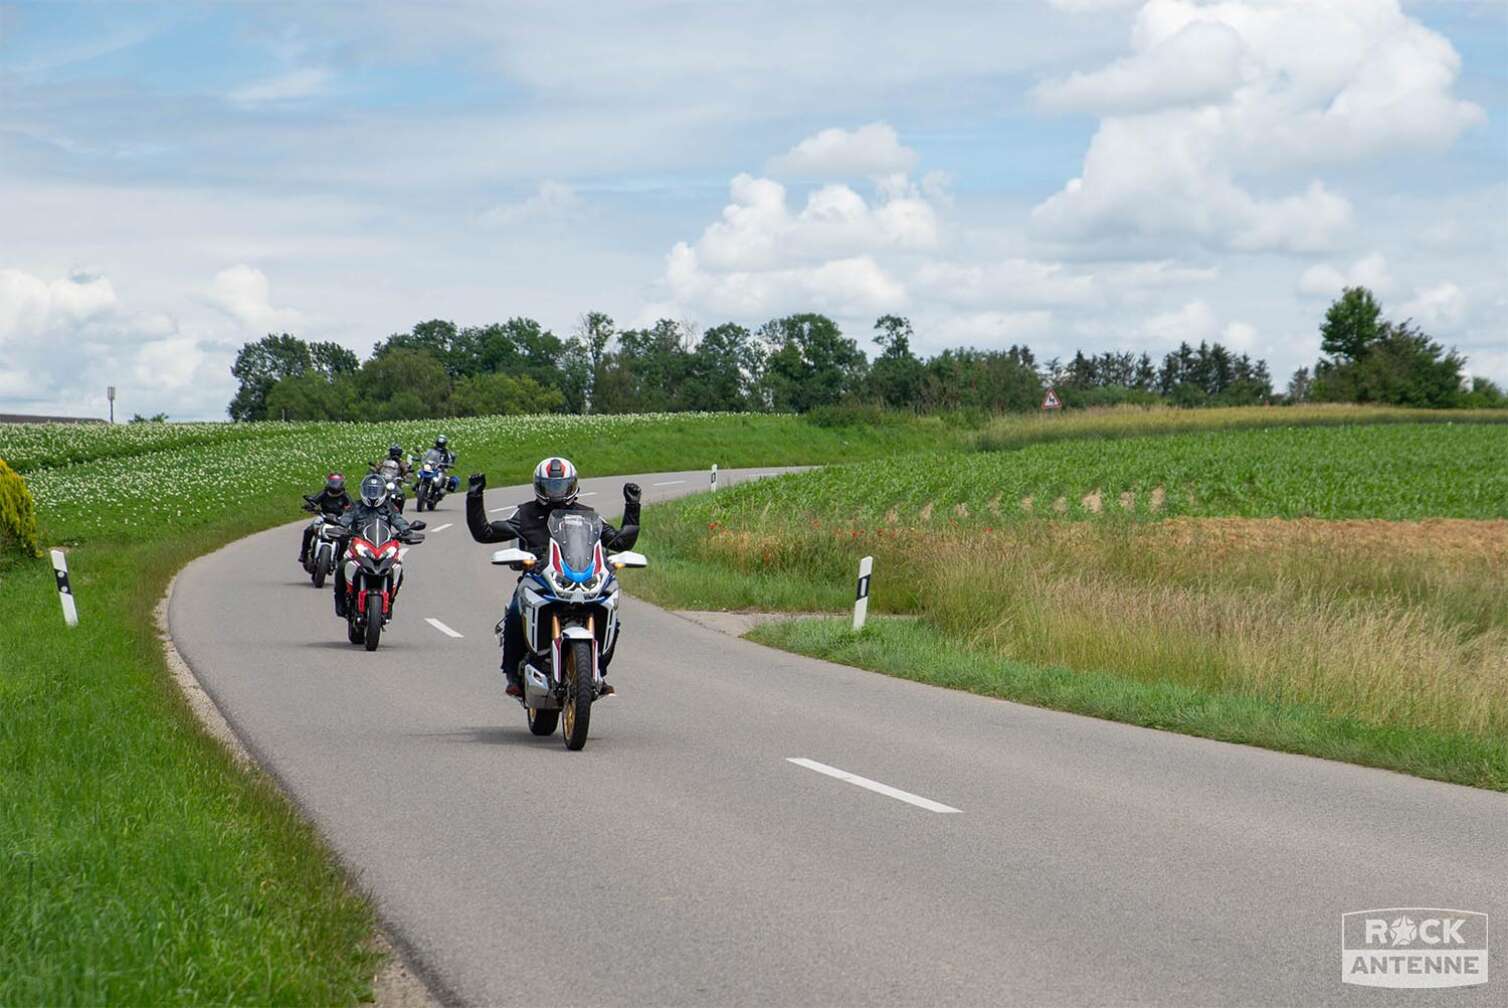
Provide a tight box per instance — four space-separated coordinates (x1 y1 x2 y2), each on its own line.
1042 388 1062 410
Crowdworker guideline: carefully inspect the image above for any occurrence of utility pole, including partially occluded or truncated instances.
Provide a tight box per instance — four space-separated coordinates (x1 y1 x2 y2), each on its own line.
107 386 116 424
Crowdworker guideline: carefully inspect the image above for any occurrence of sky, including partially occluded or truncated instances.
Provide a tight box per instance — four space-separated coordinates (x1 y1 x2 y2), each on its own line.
1 0 1504 420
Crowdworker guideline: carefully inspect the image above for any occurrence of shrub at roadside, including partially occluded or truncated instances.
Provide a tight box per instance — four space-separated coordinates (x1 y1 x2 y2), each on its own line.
0 457 43 559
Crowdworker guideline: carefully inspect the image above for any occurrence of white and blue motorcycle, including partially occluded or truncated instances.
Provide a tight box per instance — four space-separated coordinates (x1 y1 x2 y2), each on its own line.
490 511 646 750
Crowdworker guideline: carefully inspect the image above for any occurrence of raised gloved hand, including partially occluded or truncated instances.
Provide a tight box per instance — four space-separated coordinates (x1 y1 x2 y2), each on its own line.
623 482 642 505
468 472 486 493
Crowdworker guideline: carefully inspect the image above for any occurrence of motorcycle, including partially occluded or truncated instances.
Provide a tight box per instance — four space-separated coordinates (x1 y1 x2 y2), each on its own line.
414 455 459 511
341 514 425 651
299 498 344 588
371 457 411 512
490 511 646 750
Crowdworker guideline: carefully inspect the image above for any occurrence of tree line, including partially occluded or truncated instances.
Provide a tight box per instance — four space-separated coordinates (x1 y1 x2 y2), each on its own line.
228 294 1500 421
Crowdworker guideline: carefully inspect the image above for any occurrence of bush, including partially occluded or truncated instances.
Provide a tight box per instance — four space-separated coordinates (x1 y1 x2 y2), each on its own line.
0 457 43 558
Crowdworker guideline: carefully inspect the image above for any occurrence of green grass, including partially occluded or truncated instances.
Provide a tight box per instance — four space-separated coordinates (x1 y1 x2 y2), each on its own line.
0 410 971 1004
750 617 1508 791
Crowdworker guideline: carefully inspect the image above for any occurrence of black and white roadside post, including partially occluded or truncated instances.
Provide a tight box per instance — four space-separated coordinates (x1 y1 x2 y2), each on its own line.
107 385 116 424
50 549 79 627
710 464 718 492
853 555 873 631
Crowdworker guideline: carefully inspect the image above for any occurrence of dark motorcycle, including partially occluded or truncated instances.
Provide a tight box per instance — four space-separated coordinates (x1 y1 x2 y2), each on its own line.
300 497 343 588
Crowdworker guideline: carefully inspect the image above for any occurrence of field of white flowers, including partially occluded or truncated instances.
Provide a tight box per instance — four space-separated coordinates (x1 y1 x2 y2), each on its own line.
2 413 747 541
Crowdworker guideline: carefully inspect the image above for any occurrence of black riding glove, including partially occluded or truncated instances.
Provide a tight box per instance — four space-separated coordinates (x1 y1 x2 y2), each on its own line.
468 472 486 494
623 482 641 505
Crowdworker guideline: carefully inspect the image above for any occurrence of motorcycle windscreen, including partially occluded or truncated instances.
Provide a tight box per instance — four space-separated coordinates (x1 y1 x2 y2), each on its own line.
358 517 394 544
547 511 602 581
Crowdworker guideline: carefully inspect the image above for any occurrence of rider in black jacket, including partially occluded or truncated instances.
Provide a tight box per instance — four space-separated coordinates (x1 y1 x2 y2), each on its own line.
466 457 641 697
333 474 416 617
299 473 352 564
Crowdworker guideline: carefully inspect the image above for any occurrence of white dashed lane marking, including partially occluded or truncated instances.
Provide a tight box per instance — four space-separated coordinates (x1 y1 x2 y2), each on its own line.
786 758 961 814
425 618 464 639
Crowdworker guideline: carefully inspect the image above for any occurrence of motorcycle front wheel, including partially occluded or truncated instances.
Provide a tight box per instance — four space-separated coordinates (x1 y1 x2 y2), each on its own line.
561 639 593 751
311 551 327 588
364 599 383 651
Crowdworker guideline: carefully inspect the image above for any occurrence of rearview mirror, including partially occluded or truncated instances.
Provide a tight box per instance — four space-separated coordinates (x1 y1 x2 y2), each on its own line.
491 547 538 569
608 550 648 569
409 520 427 530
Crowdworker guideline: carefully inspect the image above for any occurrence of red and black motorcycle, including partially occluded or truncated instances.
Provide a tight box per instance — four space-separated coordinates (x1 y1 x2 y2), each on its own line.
340 515 424 651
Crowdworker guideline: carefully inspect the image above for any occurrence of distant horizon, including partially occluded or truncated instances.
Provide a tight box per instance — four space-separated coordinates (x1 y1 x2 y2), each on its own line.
4 0 1504 420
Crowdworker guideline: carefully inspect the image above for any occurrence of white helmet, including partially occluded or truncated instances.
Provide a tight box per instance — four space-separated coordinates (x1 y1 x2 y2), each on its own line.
533 456 579 506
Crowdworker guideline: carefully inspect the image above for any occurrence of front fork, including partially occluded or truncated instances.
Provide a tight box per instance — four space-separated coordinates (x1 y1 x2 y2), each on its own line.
550 613 600 690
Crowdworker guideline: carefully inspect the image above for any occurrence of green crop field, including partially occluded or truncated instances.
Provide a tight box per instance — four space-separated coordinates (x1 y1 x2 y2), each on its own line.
679 423 1508 526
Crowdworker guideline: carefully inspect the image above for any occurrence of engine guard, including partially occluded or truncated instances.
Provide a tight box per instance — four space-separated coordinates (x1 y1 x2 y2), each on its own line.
522 663 561 709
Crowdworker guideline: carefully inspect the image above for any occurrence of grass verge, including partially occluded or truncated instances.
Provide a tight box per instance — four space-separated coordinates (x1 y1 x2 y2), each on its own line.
0 411 969 1003
750 617 1508 791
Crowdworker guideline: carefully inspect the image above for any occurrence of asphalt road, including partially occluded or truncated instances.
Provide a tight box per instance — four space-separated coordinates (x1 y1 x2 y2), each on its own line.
170 468 1507 1007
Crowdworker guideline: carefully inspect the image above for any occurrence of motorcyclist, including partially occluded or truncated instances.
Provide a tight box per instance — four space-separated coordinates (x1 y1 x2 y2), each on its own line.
371 444 412 511
423 434 455 468
466 457 641 698
333 473 416 617
298 472 351 564
418 435 459 497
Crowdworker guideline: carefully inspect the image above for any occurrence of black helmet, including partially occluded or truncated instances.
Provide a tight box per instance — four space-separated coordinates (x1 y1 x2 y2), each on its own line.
360 473 388 507
435 434 448 450
325 472 346 495
533 456 579 506
388 443 403 459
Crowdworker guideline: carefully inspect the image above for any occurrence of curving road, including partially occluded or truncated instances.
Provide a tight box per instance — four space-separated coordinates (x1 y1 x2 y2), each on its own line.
170 469 1507 1006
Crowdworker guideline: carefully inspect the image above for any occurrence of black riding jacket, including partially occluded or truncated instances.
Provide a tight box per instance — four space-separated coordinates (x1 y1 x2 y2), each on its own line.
467 490 639 558
307 488 353 517
337 501 413 537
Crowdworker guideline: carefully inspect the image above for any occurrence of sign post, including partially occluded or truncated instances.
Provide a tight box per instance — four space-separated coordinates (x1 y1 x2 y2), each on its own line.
51 549 79 627
710 463 718 492
852 555 873 631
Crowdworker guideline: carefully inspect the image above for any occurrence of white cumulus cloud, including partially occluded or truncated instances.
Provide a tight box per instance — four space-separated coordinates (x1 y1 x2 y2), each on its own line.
1297 252 1394 298
768 122 919 178
206 265 304 333
1030 0 1482 254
